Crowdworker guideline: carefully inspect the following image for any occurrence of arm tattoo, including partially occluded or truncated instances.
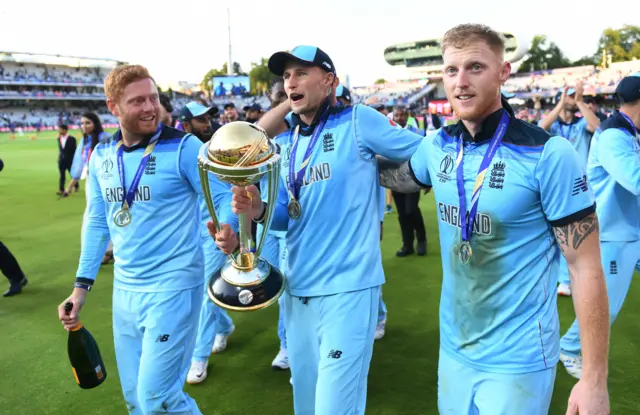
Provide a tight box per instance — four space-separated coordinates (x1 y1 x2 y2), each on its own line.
553 213 598 252
377 157 425 194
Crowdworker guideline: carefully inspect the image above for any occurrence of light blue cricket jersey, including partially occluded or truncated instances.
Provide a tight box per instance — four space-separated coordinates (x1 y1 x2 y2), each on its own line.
266 100 423 297
540 116 592 168
76 125 211 292
410 106 596 373
587 110 640 242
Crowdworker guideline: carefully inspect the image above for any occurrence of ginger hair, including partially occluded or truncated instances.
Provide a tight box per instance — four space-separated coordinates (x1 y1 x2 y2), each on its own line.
441 24 506 58
104 64 155 103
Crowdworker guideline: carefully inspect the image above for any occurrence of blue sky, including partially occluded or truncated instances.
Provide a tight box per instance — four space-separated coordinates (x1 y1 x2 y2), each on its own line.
0 0 635 87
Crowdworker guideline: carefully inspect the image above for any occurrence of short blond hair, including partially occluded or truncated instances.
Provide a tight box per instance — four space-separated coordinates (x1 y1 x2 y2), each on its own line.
441 24 505 57
104 64 155 103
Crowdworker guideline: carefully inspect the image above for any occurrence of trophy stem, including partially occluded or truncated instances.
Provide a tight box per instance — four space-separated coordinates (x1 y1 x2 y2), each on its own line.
234 211 255 270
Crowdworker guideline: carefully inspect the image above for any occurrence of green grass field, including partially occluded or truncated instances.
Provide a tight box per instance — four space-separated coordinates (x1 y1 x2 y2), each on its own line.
0 129 638 415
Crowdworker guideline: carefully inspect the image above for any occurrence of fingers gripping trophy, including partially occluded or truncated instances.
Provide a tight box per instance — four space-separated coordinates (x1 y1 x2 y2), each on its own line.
197 121 285 311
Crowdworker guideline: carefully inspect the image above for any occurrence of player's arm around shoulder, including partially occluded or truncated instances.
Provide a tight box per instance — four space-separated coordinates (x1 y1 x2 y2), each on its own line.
377 128 436 194
352 103 423 162
537 136 610 414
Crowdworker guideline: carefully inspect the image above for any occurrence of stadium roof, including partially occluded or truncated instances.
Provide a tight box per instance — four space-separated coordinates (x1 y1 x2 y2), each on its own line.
0 51 126 69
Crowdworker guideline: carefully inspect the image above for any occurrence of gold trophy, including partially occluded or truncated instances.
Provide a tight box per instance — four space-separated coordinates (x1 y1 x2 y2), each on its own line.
197 121 284 311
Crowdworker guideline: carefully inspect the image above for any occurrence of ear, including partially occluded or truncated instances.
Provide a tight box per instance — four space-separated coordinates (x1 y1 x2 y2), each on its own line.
180 121 192 133
107 99 119 117
500 61 512 84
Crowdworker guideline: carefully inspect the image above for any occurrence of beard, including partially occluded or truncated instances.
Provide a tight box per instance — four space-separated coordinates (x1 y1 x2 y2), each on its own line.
194 129 213 143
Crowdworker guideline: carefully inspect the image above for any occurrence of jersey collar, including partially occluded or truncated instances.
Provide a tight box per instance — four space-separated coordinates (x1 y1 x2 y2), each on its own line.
290 98 332 136
458 96 514 143
113 125 165 152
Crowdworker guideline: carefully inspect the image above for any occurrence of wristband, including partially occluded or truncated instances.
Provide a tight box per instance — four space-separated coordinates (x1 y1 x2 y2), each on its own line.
74 282 92 291
253 202 268 223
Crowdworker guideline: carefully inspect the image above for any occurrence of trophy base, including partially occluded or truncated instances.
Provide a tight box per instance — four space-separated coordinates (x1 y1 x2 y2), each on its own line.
207 258 285 311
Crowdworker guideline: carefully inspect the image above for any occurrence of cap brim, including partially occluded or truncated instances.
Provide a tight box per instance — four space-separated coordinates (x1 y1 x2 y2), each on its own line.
268 51 310 76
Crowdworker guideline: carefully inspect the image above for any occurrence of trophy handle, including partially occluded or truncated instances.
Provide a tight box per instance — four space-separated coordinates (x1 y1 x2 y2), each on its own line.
254 156 280 258
198 162 221 233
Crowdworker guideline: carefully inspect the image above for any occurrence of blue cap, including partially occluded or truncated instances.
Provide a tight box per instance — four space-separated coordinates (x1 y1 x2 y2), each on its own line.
616 72 640 104
336 84 351 103
179 101 216 121
268 45 336 77
555 88 576 101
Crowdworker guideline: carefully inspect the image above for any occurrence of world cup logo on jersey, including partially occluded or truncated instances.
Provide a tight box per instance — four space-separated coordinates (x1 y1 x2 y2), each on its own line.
197 121 285 312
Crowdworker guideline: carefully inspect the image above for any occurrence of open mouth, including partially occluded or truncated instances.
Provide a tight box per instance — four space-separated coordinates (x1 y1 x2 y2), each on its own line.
140 115 155 122
290 93 304 104
456 95 475 102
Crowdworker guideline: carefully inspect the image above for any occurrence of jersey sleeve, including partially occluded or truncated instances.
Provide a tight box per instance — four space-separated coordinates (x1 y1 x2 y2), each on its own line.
69 143 84 180
75 151 111 285
536 136 596 226
408 132 434 187
598 128 640 196
353 104 424 162
178 134 205 198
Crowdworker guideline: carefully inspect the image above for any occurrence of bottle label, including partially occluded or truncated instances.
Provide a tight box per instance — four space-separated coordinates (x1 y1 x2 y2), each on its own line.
95 365 104 380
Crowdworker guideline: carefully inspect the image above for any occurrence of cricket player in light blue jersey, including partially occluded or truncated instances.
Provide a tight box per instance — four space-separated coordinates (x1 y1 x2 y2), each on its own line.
560 73 640 380
176 102 238 385
539 83 601 296
379 24 610 415
58 65 232 415
214 46 423 415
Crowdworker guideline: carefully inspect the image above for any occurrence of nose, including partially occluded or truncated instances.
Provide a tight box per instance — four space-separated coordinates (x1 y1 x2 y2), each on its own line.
142 98 155 113
456 69 470 90
286 76 298 93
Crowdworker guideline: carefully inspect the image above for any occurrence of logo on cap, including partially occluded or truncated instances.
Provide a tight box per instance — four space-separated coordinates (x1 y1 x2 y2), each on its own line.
322 62 331 69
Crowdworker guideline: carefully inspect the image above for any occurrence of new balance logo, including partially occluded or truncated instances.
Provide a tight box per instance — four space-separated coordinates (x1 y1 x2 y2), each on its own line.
155 334 170 343
610 261 618 275
489 161 506 190
327 349 343 359
323 133 334 152
572 175 588 196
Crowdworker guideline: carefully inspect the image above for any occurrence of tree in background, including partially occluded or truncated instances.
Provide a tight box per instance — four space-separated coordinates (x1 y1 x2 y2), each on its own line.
375 78 387 85
248 57 276 95
520 35 572 72
596 25 640 65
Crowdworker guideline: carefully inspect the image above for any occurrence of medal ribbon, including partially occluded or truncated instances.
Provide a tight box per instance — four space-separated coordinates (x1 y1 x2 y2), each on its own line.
619 112 638 142
456 111 510 243
287 106 331 202
115 126 162 212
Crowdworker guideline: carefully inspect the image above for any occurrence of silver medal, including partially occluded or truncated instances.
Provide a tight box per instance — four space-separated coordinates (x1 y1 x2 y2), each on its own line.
288 200 301 220
458 241 472 264
114 208 132 227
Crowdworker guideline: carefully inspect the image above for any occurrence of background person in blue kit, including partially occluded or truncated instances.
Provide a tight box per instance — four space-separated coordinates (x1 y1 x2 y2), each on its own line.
538 82 601 297
211 45 423 415
56 64 235 415
378 24 610 415
559 73 640 380
176 101 239 385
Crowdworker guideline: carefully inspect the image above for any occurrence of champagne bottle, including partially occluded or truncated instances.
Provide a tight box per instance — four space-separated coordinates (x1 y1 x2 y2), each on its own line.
64 302 107 389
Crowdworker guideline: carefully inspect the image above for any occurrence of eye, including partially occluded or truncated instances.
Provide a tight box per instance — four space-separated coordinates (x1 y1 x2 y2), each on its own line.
471 63 482 71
